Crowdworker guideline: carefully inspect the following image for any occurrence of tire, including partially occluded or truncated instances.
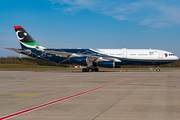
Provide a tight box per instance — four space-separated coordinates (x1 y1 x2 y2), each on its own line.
94 68 99 72
156 68 160 72
82 68 89 72
82 68 87 72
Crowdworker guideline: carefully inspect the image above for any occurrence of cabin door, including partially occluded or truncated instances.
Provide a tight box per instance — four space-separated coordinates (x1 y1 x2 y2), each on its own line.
123 51 127 58
158 52 163 58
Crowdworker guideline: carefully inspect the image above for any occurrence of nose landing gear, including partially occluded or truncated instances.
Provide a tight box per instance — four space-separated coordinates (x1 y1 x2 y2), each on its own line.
156 65 160 72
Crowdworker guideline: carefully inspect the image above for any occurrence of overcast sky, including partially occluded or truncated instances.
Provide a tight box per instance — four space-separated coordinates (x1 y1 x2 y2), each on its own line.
0 0 180 57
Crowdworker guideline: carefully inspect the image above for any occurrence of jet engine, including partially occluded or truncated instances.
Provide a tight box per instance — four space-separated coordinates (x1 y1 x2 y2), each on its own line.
69 57 87 65
97 61 115 68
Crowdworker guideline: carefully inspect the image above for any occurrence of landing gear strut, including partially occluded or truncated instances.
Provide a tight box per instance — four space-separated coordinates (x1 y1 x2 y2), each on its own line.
156 65 160 72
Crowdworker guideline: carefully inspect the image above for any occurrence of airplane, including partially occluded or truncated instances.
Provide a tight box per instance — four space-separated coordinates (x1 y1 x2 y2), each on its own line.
4 26 179 72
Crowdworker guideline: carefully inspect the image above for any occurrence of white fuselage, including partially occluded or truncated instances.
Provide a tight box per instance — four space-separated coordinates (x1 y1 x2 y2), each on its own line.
93 48 178 60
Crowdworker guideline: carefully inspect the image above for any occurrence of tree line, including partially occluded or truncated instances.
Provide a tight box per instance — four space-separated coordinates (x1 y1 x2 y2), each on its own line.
0 56 179 67
0 56 68 67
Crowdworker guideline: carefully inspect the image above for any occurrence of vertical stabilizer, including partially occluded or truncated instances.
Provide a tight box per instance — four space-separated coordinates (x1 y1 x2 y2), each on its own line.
14 26 42 49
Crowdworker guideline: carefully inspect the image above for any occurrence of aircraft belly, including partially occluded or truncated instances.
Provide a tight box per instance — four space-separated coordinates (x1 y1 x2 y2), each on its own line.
122 59 175 65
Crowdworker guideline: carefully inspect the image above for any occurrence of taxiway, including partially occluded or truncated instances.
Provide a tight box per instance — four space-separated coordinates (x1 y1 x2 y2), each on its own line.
0 70 180 120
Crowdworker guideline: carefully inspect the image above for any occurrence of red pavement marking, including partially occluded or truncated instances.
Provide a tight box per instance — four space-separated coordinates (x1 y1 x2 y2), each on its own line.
0 77 133 120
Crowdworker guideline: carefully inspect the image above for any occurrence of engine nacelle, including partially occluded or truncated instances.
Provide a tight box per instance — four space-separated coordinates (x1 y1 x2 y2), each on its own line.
69 57 87 65
97 61 115 68
115 62 124 68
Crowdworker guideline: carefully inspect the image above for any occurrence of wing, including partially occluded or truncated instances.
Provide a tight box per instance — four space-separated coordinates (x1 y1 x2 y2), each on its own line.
42 50 121 62
42 50 80 58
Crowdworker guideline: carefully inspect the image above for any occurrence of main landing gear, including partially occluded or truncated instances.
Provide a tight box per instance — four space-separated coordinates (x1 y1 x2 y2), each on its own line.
82 61 99 72
156 65 160 72
82 67 99 72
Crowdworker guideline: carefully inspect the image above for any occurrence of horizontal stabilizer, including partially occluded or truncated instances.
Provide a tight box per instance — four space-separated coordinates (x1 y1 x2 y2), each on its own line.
4 47 31 55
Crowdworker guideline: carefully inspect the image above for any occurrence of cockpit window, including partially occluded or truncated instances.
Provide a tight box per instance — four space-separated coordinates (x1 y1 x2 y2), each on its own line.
169 54 174 56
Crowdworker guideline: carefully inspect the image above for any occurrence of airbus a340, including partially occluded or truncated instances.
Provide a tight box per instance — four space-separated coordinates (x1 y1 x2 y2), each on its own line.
5 26 179 72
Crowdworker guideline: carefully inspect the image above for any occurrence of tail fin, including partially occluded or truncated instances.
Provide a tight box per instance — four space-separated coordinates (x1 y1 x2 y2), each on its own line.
14 26 41 49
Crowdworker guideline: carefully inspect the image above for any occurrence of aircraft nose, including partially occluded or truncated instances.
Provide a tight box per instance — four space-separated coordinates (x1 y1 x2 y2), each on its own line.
175 56 179 60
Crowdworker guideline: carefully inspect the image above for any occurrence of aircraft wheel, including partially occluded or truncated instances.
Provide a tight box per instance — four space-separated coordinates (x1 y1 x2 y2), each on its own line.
156 68 160 72
89 68 94 72
82 68 87 72
82 68 89 72
94 68 99 72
